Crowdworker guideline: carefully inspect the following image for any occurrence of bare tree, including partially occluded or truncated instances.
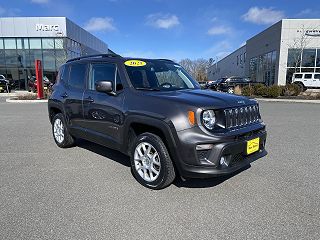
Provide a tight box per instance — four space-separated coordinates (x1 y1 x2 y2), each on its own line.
179 58 212 82
287 24 317 73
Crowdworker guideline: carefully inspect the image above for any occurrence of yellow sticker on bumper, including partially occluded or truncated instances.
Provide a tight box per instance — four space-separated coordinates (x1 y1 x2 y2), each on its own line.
124 60 146 67
247 137 260 155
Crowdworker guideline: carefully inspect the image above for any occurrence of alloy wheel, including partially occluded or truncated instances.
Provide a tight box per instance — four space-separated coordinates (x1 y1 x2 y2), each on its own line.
134 142 161 182
53 118 64 143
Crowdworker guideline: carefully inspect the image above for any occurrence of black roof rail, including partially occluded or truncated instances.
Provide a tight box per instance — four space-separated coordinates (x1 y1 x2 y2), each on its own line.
157 58 174 62
66 53 121 63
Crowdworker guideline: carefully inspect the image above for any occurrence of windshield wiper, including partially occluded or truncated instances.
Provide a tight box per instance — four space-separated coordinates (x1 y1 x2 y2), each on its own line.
135 87 160 91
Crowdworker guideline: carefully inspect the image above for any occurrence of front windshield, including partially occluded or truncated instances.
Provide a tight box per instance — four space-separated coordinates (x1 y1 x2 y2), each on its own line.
124 59 200 91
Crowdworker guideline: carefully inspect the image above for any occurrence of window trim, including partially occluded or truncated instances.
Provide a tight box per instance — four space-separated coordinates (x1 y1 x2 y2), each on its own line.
88 62 123 92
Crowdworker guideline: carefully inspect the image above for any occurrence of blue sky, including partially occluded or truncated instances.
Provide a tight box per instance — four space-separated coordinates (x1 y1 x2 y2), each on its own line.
0 0 320 61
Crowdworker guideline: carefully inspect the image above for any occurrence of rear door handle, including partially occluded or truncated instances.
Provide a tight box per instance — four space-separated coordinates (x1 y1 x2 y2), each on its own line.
84 96 94 103
61 92 68 98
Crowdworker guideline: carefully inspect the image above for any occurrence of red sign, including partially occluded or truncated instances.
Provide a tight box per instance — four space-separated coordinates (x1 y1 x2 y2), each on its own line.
35 60 44 99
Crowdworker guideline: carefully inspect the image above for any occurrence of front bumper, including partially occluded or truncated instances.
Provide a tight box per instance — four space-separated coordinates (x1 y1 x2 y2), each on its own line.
175 124 267 178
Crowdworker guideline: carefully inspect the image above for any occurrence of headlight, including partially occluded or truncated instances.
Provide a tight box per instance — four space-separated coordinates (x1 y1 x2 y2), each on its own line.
202 110 216 130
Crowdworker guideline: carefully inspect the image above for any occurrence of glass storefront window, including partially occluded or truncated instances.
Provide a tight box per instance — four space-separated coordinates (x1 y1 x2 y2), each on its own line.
301 49 316 67
43 50 55 70
29 38 42 49
55 38 64 49
42 38 54 49
287 49 301 68
4 38 16 49
55 49 67 69
17 38 23 49
5 50 19 66
0 39 3 49
29 50 42 67
17 50 29 68
317 49 320 67
0 50 5 68
23 38 29 49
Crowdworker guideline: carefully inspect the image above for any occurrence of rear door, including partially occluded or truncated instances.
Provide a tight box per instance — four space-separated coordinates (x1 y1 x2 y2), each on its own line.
63 63 87 133
313 74 320 87
82 62 125 148
303 73 313 87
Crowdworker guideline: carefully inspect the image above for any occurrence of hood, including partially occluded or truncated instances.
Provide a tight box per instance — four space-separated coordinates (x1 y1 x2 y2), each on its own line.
144 89 256 109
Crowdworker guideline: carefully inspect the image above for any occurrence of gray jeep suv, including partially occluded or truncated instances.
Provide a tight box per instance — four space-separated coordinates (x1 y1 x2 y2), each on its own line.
48 54 267 189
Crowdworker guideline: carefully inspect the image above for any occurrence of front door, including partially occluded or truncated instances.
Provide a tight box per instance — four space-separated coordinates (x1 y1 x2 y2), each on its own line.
82 62 125 148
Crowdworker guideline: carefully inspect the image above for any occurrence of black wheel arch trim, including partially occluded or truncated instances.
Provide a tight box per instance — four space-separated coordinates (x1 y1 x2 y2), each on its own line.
122 114 184 175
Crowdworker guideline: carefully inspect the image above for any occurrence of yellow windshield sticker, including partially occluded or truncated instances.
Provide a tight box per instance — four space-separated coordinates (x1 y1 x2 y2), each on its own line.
124 60 146 67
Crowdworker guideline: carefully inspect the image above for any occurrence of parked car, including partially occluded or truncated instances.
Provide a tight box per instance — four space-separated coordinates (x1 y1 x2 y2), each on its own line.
198 81 208 89
292 72 320 91
0 74 9 84
28 76 51 92
0 75 11 93
207 77 251 94
48 54 267 189
206 78 227 90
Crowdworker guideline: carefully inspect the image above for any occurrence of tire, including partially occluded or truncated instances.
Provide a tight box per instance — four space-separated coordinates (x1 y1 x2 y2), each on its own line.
296 82 306 92
130 132 176 189
227 87 235 94
52 113 75 148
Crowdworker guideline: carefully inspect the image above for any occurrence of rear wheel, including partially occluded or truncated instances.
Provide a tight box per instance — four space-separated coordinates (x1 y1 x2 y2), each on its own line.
52 113 75 148
130 133 176 189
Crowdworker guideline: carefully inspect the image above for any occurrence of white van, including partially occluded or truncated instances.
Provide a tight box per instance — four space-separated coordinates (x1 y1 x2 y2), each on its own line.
292 72 320 91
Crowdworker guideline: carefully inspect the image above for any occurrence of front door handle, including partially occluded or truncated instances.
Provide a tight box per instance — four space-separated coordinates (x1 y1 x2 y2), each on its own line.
84 96 94 103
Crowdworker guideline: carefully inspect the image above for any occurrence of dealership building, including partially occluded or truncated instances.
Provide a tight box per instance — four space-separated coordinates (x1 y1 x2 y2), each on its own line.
0 17 109 89
208 19 320 86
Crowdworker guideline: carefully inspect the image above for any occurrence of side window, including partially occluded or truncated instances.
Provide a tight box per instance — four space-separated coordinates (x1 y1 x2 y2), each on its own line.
294 74 302 79
68 63 87 89
90 63 123 91
314 74 320 80
304 74 312 79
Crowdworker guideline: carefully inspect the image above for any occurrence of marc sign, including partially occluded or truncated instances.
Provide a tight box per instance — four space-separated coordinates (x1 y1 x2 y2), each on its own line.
36 24 59 31
297 29 320 37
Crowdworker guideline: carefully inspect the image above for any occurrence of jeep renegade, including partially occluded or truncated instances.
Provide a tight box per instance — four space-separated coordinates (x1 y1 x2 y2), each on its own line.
48 54 267 189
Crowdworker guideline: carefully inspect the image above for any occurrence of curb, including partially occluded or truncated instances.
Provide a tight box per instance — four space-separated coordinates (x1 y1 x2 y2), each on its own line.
6 98 48 103
256 98 320 104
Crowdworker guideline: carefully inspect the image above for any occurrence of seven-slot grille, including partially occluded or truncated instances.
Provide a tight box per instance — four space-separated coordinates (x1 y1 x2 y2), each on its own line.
224 105 260 129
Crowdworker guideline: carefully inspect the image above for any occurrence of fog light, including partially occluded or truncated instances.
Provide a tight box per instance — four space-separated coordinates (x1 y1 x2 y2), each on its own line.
196 144 213 150
220 156 229 167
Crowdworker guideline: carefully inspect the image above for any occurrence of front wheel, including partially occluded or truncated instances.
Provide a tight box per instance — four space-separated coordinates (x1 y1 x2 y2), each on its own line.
296 82 307 92
130 133 176 189
52 113 75 148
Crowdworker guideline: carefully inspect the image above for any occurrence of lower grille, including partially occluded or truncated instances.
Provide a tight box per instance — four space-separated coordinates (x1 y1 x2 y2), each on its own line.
196 150 210 161
224 105 260 129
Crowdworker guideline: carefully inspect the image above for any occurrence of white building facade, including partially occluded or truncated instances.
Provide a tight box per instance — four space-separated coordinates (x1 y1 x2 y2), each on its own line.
208 19 320 86
0 17 109 89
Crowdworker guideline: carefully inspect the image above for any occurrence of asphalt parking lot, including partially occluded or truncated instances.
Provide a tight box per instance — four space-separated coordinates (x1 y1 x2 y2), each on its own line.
0 97 319 240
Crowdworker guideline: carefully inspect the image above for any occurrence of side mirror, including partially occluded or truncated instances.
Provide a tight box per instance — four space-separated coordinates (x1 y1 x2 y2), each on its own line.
95 81 115 95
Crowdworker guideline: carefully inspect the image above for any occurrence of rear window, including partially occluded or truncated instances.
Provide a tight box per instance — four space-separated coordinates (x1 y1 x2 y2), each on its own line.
294 74 303 79
304 74 312 79
314 74 320 79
